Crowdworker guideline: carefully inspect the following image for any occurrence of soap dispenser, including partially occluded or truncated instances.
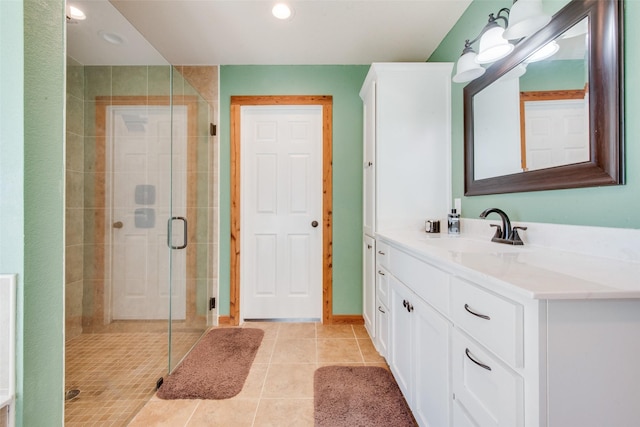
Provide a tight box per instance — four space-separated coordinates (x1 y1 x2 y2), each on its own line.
448 209 460 235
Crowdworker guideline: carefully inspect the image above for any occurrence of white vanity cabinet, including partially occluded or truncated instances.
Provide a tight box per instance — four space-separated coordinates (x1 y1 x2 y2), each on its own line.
386 246 452 427
379 231 640 427
360 62 452 354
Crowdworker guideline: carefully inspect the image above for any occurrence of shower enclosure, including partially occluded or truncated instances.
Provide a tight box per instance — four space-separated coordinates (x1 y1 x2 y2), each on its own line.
64 1 217 424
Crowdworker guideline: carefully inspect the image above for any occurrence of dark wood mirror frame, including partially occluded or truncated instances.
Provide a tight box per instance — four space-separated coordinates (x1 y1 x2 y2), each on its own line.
464 0 624 196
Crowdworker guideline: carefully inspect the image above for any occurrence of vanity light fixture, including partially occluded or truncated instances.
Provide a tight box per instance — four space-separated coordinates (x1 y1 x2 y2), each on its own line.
503 0 550 40
452 42 486 83
452 0 551 83
526 40 559 63
453 8 512 82
475 10 514 64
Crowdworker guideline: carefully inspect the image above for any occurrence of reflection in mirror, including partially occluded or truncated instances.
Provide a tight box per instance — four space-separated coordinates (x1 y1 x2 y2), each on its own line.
473 17 589 180
464 0 623 196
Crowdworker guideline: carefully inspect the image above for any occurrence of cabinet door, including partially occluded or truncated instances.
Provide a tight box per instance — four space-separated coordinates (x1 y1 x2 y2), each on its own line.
412 296 451 427
389 275 413 400
362 82 376 235
363 235 376 338
375 298 389 359
452 329 524 427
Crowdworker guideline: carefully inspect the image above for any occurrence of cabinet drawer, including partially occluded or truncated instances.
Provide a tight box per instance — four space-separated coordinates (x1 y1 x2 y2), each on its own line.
451 277 523 368
452 329 524 427
376 266 389 307
390 247 449 316
376 241 390 270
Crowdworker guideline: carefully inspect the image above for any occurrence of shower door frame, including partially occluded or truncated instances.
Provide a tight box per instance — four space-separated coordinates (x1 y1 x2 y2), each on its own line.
91 95 203 329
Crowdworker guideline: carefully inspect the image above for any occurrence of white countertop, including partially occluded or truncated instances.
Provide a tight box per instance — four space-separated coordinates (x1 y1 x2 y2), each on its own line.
376 228 640 300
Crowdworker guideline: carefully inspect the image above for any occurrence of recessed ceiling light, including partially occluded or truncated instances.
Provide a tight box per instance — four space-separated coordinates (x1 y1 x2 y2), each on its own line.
272 3 293 20
98 30 125 45
68 5 86 21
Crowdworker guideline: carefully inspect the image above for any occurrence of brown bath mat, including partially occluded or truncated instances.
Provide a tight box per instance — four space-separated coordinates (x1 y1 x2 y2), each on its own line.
314 366 416 426
157 328 264 400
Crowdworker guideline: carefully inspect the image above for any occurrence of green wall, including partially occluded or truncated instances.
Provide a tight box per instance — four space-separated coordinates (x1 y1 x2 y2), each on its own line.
0 0 26 421
2 0 65 425
219 65 369 316
429 0 639 228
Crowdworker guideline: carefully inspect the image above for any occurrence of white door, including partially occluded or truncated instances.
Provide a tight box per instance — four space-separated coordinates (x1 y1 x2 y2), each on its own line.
108 105 187 320
524 98 589 171
240 105 323 320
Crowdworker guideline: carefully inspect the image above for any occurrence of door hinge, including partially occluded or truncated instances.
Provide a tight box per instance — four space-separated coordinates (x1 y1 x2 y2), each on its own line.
209 297 216 310
156 377 164 390
210 123 217 136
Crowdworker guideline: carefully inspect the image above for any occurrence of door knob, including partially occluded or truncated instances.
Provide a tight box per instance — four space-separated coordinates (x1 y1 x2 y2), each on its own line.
113 221 123 229
311 220 319 228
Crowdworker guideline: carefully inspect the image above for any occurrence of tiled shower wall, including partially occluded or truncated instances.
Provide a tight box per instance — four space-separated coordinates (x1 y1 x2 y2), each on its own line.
64 62 219 338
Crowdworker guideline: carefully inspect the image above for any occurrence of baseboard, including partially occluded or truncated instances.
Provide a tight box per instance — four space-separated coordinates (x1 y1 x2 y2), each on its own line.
217 314 363 325
329 315 364 325
218 315 232 325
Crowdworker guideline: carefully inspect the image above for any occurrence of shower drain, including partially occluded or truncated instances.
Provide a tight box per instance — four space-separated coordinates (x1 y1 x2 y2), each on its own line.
65 389 80 400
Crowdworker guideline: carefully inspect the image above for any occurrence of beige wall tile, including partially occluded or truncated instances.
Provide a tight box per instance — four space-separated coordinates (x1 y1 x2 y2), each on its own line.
112 66 148 97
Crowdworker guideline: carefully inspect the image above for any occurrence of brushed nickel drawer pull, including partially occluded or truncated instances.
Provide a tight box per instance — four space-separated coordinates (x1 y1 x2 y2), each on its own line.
378 306 386 314
378 270 385 276
464 303 491 320
465 348 492 371
377 250 386 255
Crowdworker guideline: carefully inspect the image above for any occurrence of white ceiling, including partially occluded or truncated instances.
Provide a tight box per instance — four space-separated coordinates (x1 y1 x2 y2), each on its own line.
67 0 472 66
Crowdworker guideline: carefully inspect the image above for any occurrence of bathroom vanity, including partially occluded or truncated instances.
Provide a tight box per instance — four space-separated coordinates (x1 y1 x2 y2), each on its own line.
372 226 640 427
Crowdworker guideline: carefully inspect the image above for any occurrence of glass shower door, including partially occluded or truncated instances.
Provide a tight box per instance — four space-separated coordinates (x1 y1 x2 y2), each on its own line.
168 67 212 371
65 3 213 423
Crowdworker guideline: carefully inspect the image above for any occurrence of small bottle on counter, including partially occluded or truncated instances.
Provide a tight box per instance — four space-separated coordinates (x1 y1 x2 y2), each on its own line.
447 209 460 235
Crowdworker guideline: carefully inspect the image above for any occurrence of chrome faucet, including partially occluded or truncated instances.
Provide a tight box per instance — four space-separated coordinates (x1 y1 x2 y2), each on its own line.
479 208 527 245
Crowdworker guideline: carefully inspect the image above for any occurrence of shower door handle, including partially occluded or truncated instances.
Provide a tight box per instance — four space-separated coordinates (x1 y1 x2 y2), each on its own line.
167 216 188 250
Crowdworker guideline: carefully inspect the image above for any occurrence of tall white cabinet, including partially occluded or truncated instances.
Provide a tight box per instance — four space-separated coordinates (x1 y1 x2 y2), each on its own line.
360 62 453 352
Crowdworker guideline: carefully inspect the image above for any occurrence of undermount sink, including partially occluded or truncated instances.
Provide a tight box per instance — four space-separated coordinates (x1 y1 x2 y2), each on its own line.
419 236 524 253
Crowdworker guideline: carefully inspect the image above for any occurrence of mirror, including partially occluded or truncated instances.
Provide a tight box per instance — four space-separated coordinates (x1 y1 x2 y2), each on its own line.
464 0 623 195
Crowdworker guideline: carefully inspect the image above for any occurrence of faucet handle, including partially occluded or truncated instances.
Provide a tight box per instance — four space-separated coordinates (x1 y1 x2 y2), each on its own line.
510 226 527 245
489 224 502 239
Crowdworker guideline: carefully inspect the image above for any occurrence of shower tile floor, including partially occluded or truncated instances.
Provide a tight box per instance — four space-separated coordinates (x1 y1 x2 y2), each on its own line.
65 329 204 427
128 323 388 426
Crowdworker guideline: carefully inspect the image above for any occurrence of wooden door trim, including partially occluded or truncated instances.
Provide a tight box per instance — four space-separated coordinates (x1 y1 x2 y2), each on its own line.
230 95 333 325
93 95 199 328
519 86 588 170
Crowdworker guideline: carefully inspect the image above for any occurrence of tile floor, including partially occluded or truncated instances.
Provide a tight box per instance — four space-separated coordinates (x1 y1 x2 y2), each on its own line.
128 322 388 427
65 330 204 426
